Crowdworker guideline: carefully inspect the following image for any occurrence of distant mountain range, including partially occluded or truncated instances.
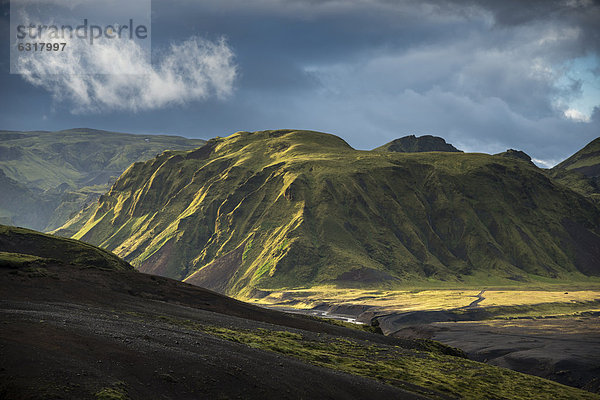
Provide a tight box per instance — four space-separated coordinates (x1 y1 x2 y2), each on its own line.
0 129 205 231
54 129 600 298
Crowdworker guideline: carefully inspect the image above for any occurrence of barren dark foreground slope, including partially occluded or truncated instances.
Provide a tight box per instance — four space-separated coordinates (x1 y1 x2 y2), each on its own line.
1 225 598 399
0 263 426 400
1 264 598 399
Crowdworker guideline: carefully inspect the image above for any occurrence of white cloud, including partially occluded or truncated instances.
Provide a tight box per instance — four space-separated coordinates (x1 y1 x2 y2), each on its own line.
532 158 559 168
563 108 591 122
16 35 237 113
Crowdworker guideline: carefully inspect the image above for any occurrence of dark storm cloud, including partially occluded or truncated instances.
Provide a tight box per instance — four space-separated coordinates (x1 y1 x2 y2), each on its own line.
457 0 600 57
469 0 599 32
0 0 598 165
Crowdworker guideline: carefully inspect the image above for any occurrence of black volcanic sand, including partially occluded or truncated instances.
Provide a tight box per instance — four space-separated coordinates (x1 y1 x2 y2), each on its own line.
0 264 431 400
394 317 600 393
382 311 600 394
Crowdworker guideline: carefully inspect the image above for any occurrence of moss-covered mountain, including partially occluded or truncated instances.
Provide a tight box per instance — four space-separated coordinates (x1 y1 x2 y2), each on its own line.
375 134 461 153
70 130 600 297
0 224 132 271
549 137 600 201
554 137 600 177
0 128 205 231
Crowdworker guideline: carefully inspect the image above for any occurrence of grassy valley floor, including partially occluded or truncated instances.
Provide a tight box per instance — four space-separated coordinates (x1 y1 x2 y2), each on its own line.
250 284 600 394
250 286 600 313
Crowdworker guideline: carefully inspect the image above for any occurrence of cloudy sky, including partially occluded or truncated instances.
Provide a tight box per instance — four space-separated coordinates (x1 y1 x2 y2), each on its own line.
1 0 599 166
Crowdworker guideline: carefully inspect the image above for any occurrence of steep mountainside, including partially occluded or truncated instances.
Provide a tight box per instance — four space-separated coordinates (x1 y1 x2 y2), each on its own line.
550 137 600 201
554 137 600 177
71 130 600 298
0 128 205 231
375 134 462 153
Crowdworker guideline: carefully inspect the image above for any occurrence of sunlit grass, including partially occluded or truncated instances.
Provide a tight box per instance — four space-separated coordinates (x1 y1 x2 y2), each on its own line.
480 290 600 307
252 286 600 318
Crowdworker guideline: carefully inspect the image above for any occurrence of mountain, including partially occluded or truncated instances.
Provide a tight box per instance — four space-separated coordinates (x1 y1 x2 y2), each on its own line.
1 225 594 400
0 128 205 231
495 149 534 164
550 137 600 201
69 130 600 298
374 134 462 153
554 137 600 177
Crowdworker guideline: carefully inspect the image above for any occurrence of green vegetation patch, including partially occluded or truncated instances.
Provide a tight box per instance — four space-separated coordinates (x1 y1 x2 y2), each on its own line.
474 300 600 320
151 315 597 400
95 382 129 400
0 251 48 268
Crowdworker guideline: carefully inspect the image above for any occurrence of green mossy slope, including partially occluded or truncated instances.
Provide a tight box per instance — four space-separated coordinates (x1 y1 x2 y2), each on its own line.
0 224 132 271
72 130 600 297
550 137 600 201
554 137 600 176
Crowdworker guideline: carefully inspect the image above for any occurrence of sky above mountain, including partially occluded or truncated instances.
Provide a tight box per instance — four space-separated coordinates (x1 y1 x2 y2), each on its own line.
0 0 599 167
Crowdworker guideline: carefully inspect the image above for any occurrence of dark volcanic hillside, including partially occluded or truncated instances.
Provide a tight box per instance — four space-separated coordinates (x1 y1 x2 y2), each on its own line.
375 134 462 153
70 130 600 298
0 224 132 271
0 128 205 231
1 225 595 400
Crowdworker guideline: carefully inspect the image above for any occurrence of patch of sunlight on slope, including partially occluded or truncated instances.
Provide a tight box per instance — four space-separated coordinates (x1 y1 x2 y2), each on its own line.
135 218 181 265
114 213 156 257
72 210 113 241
